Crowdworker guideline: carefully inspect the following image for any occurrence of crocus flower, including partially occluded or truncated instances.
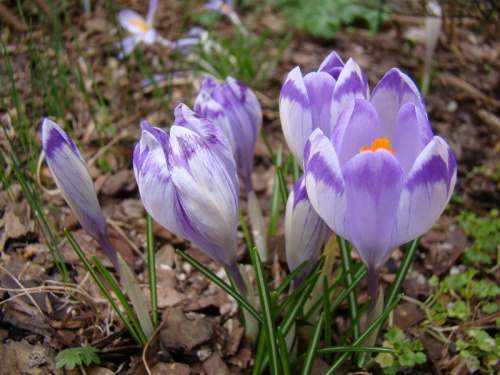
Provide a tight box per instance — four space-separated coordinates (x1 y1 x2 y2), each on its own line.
303 68 457 308
170 27 210 55
280 51 369 166
194 75 262 193
115 0 169 59
133 104 247 295
41 119 119 271
285 176 327 286
194 75 267 259
204 0 248 36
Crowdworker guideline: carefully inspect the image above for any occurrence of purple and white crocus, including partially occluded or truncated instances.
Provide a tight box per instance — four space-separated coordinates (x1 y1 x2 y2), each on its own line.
280 51 369 166
133 104 247 295
115 0 170 59
285 176 327 286
194 75 267 260
41 119 119 272
303 68 457 309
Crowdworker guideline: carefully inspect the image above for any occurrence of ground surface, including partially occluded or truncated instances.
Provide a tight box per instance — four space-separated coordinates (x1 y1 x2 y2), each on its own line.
0 1 499 374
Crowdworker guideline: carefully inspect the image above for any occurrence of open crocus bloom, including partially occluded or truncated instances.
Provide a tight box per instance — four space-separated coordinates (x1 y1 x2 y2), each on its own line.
133 104 247 295
285 176 327 286
280 51 370 166
41 119 119 271
194 75 262 193
303 68 457 287
116 0 158 59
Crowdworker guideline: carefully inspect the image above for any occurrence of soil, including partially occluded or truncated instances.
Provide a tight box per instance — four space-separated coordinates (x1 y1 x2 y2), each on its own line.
0 1 499 374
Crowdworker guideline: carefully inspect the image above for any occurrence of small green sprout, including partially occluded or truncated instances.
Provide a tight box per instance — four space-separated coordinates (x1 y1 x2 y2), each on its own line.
55 347 100 370
456 329 500 373
457 209 500 265
374 326 427 375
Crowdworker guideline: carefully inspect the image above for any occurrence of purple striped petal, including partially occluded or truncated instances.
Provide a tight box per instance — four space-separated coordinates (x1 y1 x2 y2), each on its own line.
391 103 434 174
303 71 337 138
42 119 118 270
370 68 427 138
285 176 327 283
330 99 382 167
133 121 190 241
318 50 345 79
341 150 406 270
167 125 239 267
195 76 261 191
174 104 239 193
331 58 370 126
280 66 313 165
304 129 349 241
391 136 457 250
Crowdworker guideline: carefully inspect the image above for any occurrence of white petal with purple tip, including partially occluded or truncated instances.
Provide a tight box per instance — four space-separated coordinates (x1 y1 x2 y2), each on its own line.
304 129 349 241
391 136 457 249
280 66 313 165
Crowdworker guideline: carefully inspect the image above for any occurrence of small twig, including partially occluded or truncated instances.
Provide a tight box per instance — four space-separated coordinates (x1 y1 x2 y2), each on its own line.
142 311 169 375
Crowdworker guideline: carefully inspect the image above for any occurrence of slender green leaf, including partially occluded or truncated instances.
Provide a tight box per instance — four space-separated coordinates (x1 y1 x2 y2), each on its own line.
65 229 143 345
176 249 262 323
277 327 291 375
251 247 280 375
301 313 324 375
146 214 158 327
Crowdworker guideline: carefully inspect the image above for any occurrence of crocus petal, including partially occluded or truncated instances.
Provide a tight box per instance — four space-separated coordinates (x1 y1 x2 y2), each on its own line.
118 10 150 34
330 99 382 167
341 150 406 270
391 103 434 174
370 68 427 138
145 0 158 26
133 121 190 241
173 104 239 193
142 28 157 45
280 66 313 165
285 176 327 284
42 119 118 270
115 35 142 59
167 125 239 266
304 129 349 241
318 50 345 79
303 71 337 138
331 58 370 125
391 136 457 250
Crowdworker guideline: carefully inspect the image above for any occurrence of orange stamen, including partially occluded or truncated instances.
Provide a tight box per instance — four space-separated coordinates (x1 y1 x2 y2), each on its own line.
360 138 395 155
128 18 149 32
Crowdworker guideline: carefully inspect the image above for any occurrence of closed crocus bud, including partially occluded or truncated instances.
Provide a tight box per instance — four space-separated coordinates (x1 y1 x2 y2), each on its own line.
285 176 327 286
303 68 456 308
280 51 370 166
133 104 247 295
41 119 119 271
194 75 262 193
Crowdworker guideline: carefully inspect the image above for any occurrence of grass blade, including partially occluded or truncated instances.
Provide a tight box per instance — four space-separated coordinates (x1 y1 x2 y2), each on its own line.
92 255 148 344
64 229 143 345
146 214 158 327
277 327 291 375
301 313 324 375
250 247 280 375
338 236 360 341
176 249 262 324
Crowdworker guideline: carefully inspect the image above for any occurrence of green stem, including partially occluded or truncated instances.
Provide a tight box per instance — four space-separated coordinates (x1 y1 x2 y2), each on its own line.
146 214 158 328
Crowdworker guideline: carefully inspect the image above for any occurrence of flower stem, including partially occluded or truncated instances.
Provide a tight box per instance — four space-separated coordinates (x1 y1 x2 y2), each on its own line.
367 266 380 313
248 190 268 261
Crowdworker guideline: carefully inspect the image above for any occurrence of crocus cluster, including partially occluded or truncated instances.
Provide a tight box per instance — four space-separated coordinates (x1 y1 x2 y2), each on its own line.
280 50 457 307
41 119 119 272
133 104 247 295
